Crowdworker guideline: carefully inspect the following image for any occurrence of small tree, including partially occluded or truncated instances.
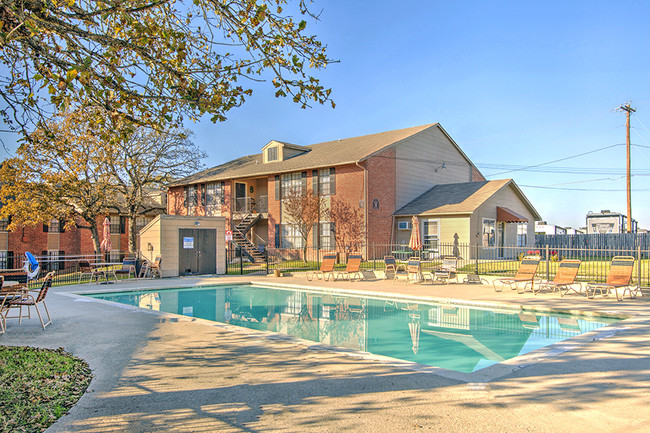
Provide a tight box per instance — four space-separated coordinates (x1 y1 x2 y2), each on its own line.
330 198 365 255
105 127 206 253
0 108 113 253
282 188 327 262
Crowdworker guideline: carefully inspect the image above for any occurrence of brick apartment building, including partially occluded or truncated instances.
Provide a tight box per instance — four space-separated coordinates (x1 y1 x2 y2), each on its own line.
0 192 166 270
168 123 540 260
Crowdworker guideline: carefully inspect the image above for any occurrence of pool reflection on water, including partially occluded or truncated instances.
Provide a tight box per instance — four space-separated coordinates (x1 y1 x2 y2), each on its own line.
87 285 618 373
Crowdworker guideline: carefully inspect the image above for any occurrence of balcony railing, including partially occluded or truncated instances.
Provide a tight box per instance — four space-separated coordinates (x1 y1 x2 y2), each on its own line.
234 195 268 214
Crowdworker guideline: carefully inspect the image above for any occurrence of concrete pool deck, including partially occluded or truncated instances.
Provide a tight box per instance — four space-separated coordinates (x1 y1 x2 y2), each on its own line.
2 274 650 432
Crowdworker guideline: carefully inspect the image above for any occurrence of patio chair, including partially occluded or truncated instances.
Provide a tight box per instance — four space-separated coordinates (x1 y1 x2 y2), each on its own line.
4 271 55 330
534 259 582 296
78 260 105 283
429 256 459 284
114 258 137 280
493 256 541 293
383 256 401 280
0 278 25 334
586 256 639 301
335 253 364 281
149 256 162 278
394 257 422 285
306 253 337 281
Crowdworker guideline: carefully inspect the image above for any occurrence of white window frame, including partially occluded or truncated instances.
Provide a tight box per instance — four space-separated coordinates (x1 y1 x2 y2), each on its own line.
0 251 7 269
516 223 528 247
280 172 303 198
281 224 304 249
319 168 331 195
320 222 332 249
186 185 198 215
482 218 496 248
423 218 440 252
397 221 411 230
205 182 223 215
267 146 278 162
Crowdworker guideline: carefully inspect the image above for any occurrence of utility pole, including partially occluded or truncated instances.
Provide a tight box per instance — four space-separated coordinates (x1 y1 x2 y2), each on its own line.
618 102 636 232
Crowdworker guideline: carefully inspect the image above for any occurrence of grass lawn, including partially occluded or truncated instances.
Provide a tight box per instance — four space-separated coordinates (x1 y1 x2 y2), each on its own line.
0 346 92 433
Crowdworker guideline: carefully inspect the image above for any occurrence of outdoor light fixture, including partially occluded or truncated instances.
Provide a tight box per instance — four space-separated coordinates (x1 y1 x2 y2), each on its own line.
194 220 200 226
147 243 154 251
434 162 446 172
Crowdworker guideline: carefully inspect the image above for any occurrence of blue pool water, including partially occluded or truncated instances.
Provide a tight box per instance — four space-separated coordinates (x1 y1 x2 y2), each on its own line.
86 284 619 373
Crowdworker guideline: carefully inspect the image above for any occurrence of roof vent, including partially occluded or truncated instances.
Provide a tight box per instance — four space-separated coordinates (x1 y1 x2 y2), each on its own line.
601 209 610 213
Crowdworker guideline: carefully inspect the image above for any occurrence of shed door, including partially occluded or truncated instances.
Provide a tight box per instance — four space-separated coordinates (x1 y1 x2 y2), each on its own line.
179 228 217 275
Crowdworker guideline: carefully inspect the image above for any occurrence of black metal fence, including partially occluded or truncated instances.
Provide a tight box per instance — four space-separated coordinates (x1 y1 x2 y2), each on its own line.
226 241 650 287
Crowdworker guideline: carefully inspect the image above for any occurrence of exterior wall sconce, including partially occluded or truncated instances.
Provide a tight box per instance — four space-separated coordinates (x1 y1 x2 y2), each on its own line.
147 243 154 251
434 162 446 172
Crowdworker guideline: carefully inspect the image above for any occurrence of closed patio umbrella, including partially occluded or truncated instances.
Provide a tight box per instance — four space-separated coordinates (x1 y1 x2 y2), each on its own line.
100 217 112 260
408 216 422 255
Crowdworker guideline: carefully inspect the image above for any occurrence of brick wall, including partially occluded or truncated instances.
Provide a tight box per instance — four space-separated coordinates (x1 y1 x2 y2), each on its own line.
366 148 397 245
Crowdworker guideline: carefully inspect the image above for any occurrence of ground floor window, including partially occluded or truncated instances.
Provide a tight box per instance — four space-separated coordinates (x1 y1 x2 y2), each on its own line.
320 222 334 249
517 223 528 247
482 218 496 247
281 224 303 249
423 219 440 251
0 251 8 269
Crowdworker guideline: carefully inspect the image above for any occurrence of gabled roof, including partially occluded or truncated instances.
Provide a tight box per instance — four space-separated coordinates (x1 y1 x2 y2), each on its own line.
394 179 541 220
171 123 469 186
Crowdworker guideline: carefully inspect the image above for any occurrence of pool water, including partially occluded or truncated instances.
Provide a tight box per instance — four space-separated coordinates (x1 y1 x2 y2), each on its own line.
86 284 619 373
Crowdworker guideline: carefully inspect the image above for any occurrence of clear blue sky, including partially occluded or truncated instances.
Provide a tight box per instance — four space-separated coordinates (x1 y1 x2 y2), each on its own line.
4 0 650 228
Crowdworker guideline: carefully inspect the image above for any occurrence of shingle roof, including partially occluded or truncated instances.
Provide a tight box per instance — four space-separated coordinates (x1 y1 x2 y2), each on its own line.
170 123 437 186
394 179 514 216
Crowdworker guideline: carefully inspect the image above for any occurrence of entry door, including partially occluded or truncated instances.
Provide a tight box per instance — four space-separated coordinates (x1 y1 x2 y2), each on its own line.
179 228 217 275
497 222 505 258
235 182 246 212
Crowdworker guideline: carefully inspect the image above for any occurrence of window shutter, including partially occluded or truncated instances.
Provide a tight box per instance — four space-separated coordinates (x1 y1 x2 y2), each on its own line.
275 175 281 200
330 168 336 194
220 182 226 204
312 170 318 194
313 223 319 249
59 250 64 270
59 220 65 233
43 223 48 233
301 171 307 192
202 183 207 207
42 251 48 272
274 224 280 248
7 251 13 269
330 222 336 248
120 216 126 234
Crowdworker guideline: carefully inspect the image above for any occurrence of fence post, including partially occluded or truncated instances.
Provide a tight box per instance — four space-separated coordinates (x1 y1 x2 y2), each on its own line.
239 246 243 275
266 249 269 275
373 243 376 270
638 244 642 287
474 244 479 275
545 245 550 281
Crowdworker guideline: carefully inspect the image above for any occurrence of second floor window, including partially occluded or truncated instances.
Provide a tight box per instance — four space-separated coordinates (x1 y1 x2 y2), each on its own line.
205 183 224 208
281 172 305 198
44 219 63 233
136 216 154 232
186 185 198 215
267 146 278 162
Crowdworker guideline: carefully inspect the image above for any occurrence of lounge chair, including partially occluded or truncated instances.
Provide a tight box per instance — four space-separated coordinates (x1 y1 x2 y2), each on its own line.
3 271 55 330
307 253 337 281
394 257 422 285
114 259 137 280
383 256 400 280
534 259 582 296
586 256 639 301
78 260 105 283
493 256 541 293
429 256 459 284
335 253 364 281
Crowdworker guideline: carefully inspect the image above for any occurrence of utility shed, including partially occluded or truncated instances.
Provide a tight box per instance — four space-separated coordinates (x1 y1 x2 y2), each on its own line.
139 215 227 277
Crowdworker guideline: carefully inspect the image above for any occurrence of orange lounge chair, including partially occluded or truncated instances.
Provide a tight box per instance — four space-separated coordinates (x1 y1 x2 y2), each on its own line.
493 256 540 293
307 253 337 281
335 253 364 281
586 256 639 301
534 259 582 296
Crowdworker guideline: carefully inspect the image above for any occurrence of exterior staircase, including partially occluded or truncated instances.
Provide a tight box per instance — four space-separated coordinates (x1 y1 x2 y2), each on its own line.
232 213 265 263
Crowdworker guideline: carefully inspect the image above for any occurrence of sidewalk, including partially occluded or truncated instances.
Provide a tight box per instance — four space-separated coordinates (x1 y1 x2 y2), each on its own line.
2 275 649 432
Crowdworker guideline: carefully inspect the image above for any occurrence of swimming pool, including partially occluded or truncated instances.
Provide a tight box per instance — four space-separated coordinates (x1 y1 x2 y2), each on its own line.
86 284 619 373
